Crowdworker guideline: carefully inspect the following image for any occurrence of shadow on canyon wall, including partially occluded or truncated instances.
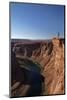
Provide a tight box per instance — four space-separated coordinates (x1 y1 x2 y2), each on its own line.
10 38 65 97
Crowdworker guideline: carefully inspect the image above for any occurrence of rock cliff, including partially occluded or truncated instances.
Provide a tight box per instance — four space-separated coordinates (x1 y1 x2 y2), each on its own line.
12 38 64 95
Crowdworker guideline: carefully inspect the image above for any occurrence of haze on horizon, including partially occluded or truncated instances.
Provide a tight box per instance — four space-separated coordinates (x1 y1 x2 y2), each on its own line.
10 2 65 40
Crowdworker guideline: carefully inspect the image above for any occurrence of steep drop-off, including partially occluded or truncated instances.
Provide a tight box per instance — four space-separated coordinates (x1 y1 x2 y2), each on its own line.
12 38 64 95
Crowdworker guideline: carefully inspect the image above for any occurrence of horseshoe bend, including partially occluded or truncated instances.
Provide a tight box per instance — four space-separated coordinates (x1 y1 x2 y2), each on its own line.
11 37 65 97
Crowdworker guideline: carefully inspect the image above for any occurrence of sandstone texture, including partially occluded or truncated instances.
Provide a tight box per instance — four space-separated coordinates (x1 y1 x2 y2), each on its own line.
11 38 65 96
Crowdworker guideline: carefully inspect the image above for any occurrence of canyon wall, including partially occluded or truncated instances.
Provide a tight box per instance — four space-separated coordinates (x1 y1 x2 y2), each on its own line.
12 38 64 95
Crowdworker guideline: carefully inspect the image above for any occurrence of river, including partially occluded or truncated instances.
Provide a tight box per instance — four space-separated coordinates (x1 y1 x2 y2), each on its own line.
17 57 44 96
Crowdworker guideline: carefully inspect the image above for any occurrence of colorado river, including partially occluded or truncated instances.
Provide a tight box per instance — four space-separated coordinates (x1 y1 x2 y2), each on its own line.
17 57 44 96
11 52 44 97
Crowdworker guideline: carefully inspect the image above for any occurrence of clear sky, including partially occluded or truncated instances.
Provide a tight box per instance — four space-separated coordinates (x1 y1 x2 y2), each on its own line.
10 2 64 39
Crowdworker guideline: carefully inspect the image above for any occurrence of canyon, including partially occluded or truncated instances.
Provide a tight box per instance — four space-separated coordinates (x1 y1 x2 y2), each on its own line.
11 37 65 97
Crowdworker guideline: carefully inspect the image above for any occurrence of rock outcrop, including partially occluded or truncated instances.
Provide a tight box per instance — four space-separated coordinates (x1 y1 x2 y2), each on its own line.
43 38 64 95
12 38 64 95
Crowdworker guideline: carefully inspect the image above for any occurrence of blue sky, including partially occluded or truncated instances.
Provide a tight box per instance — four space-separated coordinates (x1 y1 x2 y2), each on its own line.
10 3 64 39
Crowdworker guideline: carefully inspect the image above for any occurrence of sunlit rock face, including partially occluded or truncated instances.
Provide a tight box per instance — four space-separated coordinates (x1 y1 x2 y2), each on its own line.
12 38 64 95
42 38 64 95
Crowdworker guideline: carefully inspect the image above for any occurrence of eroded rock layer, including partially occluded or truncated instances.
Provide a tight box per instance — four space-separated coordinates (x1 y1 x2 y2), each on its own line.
11 38 64 95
